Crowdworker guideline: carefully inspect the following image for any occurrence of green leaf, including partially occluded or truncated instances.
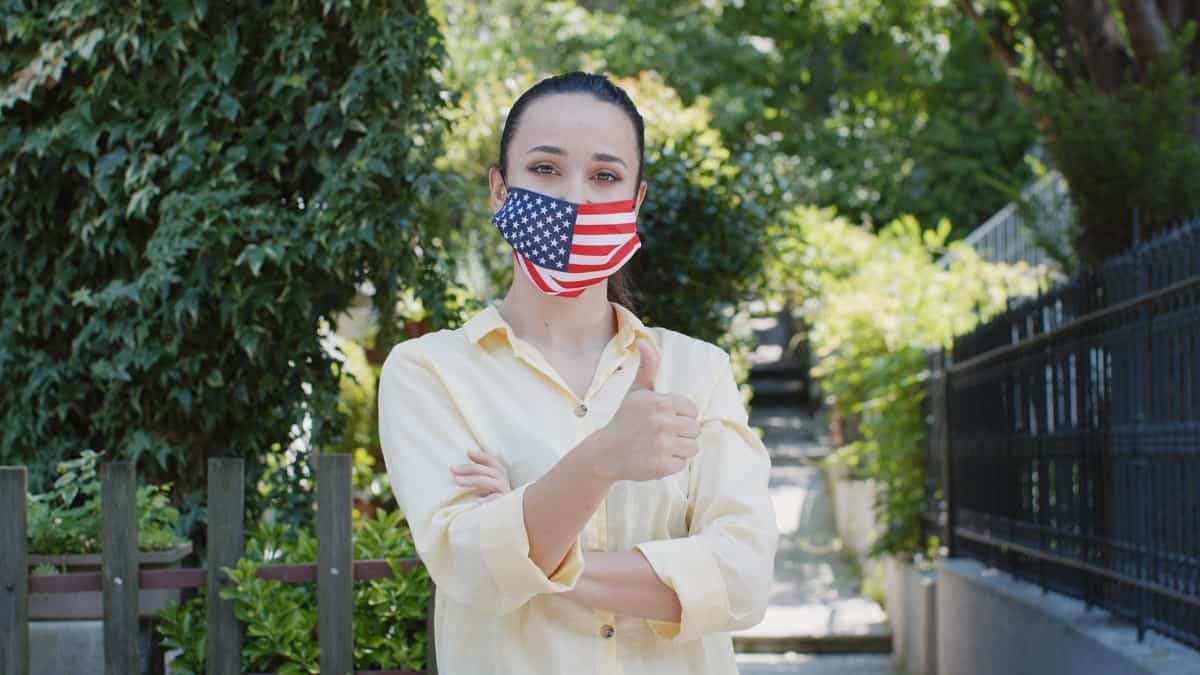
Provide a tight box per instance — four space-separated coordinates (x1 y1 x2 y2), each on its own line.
73 28 106 61
305 103 329 131
214 34 239 85
206 370 224 388
217 94 241 121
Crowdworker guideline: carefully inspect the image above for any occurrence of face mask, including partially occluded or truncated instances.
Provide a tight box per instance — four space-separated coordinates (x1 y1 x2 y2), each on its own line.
492 186 641 297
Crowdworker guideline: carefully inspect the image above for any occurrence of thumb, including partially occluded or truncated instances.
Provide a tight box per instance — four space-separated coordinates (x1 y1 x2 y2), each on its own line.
630 338 659 392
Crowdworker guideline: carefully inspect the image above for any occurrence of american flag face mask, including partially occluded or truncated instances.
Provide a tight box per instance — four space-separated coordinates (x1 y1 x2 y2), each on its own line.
492 186 641 298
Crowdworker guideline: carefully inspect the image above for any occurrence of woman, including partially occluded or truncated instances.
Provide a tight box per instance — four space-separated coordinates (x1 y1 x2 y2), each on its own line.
378 71 778 675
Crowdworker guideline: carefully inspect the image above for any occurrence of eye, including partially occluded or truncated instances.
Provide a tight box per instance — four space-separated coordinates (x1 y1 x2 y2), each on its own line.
529 163 558 175
593 171 620 183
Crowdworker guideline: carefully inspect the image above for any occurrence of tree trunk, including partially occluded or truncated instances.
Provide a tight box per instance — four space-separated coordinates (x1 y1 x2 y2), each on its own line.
1154 0 1189 31
1064 0 1134 94
1120 0 1172 73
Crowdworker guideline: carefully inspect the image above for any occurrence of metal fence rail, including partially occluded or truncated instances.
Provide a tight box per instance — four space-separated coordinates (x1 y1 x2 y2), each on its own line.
927 216 1200 650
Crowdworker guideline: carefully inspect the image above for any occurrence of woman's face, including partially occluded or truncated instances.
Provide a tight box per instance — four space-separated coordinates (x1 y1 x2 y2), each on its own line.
490 93 647 210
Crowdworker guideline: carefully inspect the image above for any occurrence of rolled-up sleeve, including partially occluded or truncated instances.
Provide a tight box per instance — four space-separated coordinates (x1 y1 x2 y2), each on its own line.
634 348 778 642
377 341 585 616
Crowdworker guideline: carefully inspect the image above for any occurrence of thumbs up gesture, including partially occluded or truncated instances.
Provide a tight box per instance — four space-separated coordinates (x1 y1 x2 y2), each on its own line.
590 338 701 482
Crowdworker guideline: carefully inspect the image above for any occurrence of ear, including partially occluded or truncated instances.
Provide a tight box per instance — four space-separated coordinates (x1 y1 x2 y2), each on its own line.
488 166 508 211
633 179 648 215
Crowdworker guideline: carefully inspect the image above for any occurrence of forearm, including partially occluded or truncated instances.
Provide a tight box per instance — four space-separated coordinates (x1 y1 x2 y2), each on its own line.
523 433 614 577
563 550 682 623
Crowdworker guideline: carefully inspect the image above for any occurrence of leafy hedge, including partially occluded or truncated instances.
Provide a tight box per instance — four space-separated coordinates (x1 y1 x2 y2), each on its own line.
157 507 430 674
0 1 449 531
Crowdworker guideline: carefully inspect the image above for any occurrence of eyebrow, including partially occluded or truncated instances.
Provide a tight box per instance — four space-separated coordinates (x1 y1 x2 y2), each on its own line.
527 145 629 168
592 152 628 168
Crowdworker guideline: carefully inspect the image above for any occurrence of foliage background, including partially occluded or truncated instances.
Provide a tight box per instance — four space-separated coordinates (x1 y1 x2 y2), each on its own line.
7 0 1197 607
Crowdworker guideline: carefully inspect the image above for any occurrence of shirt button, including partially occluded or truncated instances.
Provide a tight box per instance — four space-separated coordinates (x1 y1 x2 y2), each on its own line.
574 403 588 417
600 624 615 639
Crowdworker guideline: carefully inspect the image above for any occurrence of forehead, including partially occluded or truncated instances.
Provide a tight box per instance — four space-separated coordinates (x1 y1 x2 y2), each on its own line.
510 93 639 161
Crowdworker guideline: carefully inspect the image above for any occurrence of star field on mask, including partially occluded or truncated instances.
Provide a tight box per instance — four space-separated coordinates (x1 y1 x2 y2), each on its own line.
492 188 578 271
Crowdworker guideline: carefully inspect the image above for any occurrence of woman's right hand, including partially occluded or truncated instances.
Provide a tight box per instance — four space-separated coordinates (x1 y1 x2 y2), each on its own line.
588 339 701 483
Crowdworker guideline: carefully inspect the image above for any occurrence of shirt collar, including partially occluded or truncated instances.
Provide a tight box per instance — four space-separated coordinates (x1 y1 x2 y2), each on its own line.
464 301 656 354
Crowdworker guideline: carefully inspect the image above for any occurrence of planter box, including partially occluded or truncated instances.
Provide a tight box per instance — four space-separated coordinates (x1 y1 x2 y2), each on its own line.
28 542 193 619
824 458 880 578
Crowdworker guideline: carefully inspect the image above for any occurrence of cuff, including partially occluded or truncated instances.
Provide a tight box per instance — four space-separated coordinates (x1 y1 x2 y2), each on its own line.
634 535 730 641
479 483 586 602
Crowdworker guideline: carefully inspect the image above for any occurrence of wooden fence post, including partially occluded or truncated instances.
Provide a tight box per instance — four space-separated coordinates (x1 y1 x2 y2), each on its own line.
207 458 244 675
426 583 438 675
317 453 353 675
0 466 29 675
101 461 139 675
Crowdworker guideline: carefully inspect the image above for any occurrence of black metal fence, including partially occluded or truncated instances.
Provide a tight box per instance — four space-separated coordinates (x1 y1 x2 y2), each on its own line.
924 216 1200 650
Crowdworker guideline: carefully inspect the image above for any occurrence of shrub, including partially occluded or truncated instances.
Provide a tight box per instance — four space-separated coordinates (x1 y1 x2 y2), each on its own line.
27 449 187 556
621 75 771 351
1041 66 1200 262
156 506 430 674
792 207 1045 556
0 1 450 536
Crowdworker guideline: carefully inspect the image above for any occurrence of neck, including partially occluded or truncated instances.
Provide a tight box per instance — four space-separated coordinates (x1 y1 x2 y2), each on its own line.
497 265 616 352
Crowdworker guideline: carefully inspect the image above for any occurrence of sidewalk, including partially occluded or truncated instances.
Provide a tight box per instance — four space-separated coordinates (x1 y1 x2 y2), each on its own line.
737 653 896 675
732 403 890 654
732 308 894 674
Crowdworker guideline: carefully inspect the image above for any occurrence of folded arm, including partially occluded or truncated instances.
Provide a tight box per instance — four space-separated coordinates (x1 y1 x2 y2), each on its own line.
560 550 683 623
379 344 608 616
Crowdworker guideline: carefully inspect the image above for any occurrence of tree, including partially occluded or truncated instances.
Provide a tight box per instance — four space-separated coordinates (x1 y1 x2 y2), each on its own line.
589 0 1040 236
954 0 1200 261
0 1 449 532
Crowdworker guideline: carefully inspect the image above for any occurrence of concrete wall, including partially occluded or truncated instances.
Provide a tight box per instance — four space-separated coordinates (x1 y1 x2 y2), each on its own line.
30 619 159 675
30 620 104 675
937 558 1200 675
885 557 938 675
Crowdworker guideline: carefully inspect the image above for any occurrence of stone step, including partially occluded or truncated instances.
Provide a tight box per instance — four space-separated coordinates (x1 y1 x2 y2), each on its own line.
747 378 809 405
734 602 892 655
749 359 808 379
736 653 899 675
734 633 893 655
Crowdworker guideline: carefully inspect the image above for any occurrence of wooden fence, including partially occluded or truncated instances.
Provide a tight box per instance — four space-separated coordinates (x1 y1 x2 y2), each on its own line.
0 455 436 675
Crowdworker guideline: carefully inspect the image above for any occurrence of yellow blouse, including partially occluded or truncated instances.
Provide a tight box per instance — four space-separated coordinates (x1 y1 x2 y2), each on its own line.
378 300 778 674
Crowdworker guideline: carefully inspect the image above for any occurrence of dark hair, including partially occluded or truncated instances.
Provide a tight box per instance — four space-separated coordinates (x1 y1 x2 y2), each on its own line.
496 71 644 311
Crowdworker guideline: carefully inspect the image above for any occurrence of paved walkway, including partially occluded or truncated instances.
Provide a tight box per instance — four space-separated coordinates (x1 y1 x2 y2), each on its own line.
737 653 897 675
732 308 895 674
733 404 890 654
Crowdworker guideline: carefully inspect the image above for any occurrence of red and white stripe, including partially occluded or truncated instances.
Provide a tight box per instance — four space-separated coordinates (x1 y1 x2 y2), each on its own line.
516 198 640 297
